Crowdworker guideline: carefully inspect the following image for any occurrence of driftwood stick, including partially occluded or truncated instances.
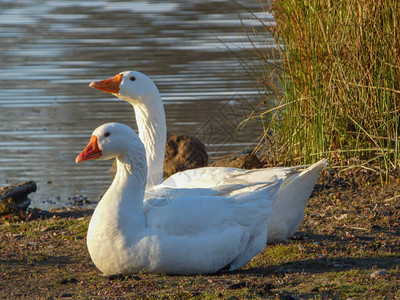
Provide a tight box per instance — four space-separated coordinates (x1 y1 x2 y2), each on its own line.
0 181 37 210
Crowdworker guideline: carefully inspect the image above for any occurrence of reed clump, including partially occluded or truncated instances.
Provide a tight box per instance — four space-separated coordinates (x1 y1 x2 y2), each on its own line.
241 0 400 180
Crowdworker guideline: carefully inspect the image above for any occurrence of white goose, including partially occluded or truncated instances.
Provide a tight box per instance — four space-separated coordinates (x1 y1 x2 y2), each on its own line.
76 122 283 275
89 71 328 243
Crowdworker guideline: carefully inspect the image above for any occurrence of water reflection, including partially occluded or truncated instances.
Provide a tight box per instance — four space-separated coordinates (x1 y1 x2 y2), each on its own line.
0 0 273 209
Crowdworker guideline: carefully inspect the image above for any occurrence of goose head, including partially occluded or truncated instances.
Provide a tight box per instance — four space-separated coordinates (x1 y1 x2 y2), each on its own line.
75 122 145 163
89 71 161 107
89 71 166 186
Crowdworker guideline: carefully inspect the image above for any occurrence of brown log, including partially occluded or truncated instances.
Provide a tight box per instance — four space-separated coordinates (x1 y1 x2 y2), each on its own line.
0 181 36 211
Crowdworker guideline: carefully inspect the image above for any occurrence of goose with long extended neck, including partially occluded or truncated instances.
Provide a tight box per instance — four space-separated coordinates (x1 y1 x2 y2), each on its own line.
89 71 328 243
76 122 282 275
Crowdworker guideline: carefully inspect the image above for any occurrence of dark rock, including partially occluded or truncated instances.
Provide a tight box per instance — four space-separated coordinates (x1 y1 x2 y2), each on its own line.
256 282 274 295
68 195 97 207
0 181 36 213
370 270 389 278
60 293 74 298
109 134 208 179
228 281 247 289
210 153 261 169
163 133 208 178
60 278 78 284
276 293 299 300
108 274 126 280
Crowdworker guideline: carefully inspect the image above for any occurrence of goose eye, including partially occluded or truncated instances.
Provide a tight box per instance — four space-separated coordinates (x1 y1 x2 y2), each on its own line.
104 132 111 137
129 76 136 81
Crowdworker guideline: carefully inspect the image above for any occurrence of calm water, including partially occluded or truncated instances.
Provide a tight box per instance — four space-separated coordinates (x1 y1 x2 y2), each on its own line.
0 0 274 209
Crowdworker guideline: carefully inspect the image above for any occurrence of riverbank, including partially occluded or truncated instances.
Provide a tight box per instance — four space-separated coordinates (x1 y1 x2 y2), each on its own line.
1 169 399 299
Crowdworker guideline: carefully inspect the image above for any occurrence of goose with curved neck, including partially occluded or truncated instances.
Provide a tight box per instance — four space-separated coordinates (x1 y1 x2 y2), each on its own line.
89 71 328 243
76 122 282 275
89 72 166 186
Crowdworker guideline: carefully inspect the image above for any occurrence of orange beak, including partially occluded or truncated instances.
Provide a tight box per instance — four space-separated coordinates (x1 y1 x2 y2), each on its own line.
89 73 123 94
75 135 102 163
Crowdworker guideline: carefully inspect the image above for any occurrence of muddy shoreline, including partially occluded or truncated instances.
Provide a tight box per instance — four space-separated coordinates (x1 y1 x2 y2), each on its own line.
1 168 399 299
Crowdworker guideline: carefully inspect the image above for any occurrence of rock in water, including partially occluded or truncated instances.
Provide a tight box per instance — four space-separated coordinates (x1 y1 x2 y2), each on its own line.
0 181 36 213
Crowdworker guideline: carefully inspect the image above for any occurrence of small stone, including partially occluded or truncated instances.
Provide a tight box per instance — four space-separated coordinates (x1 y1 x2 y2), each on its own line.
370 270 389 278
69 278 78 284
108 274 125 280
60 278 78 284
256 282 274 295
228 281 247 289
192 292 202 296
276 293 299 300
60 293 73 298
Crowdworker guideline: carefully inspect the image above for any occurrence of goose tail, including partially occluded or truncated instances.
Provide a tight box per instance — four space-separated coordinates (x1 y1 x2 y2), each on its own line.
266 159 328 243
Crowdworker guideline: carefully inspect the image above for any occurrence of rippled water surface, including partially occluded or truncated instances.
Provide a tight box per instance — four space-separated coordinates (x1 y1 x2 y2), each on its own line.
0 0 273 209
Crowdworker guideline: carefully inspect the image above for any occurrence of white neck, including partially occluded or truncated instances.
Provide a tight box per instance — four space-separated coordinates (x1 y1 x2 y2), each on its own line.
115 150 148 196
87 147 148 274
132 101 166 187
98 148 148 230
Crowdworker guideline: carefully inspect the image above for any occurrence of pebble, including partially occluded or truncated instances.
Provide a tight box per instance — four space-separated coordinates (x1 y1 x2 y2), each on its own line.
276 293 299 300
256 282 274 296
59 278 78 284
60 293 74 298
228 281 247 289
370 270 389 278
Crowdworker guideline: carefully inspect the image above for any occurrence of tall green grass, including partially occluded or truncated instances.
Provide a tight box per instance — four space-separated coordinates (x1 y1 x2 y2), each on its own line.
240 0 400 179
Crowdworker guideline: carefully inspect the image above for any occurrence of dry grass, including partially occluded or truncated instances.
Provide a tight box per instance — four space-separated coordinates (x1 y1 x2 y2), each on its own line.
238 0 400 181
